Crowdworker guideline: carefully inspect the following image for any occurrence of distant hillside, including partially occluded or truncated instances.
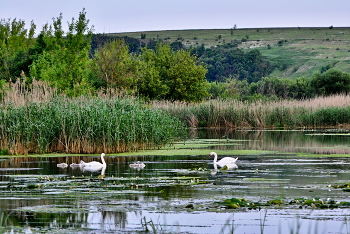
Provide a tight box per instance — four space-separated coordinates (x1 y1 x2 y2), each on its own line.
110 27 350 79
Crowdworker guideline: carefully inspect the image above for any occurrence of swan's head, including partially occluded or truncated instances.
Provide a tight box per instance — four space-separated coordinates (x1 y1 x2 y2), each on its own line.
101 153 105 157
208 152 217 158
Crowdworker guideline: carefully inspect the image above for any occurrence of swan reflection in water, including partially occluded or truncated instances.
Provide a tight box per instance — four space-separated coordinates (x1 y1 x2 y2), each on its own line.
213 162 238 170
211 162 238 175
83 165 106 175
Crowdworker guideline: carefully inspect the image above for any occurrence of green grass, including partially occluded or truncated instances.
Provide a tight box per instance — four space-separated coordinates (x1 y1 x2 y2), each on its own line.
113 27 350 78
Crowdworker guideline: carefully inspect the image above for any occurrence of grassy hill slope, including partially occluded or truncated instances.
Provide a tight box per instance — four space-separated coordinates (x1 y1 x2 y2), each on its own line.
111 27 350 79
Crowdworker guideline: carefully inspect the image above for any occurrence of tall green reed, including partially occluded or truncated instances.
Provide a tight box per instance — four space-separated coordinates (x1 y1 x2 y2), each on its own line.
0 97 186 154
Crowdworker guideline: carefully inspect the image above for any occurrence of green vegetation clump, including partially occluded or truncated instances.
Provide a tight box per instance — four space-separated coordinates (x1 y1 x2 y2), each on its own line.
0 97 186 155
219 197 348 210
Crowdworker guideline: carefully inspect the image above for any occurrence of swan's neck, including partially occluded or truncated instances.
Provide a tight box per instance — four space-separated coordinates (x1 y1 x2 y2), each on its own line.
213 154 218 163
101 166 106 175
101 154 106 165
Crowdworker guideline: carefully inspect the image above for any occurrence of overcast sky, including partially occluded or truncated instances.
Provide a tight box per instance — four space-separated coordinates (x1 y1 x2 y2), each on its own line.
1 0 349 34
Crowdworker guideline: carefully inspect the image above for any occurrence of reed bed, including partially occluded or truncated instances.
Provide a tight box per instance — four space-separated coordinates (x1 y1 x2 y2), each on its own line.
152 95 350 128
0 97 185 155
0 79 185 155
2 79 350 154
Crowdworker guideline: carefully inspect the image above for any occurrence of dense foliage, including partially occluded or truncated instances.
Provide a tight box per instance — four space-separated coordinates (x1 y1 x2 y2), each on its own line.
208 69 350 100
191 44 271 83
1 10 350 102
0 10 209 102
29 10 93 96
138 43 209 101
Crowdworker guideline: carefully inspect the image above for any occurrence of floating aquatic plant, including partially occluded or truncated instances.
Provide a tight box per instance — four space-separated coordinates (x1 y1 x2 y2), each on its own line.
218 197 350 210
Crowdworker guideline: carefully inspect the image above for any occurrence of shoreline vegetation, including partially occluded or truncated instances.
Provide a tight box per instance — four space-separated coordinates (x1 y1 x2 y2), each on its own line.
1 80 350 155
153 95 350 129
0 80 185 155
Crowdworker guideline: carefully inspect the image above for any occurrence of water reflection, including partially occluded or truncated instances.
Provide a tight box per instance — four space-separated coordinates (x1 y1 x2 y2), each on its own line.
0 129 350 233
194 128 350 154
83 165 106 175
0 209 128 233
213 162 238 170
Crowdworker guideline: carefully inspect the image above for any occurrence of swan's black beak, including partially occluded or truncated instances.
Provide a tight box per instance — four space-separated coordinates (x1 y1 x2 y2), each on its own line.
208 154 212 158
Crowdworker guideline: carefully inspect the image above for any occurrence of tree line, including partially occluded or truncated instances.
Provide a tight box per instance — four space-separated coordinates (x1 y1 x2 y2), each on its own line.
0 9 208 102
208 69 350 100
1 9 350 102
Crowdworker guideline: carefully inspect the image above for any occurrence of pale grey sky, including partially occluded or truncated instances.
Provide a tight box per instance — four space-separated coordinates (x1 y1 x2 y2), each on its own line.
1 0 349 34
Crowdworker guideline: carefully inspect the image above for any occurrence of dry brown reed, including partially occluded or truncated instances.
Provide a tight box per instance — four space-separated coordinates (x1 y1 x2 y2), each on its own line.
1 79 58 106
267 95 350 108
152 95 350 128
1 78 135 107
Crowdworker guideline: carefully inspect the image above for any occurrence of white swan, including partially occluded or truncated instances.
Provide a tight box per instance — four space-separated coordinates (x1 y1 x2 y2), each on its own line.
209 152 238 164
129 161 146 168
81 153 106 168
57 163 68 168
70 162 83 168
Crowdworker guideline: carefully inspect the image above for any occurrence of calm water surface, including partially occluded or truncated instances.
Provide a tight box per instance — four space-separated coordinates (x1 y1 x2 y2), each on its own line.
0 129 350 233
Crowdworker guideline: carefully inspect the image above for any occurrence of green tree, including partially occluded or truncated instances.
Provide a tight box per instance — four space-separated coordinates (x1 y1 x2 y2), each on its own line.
136 60 169 99
89 39 136 89
290 76 314 99
254 77 295 99
310 69 350 95
139 43 209 101
0 18 36 80
198 45 271 83
208 81 226 99
30 9 93 95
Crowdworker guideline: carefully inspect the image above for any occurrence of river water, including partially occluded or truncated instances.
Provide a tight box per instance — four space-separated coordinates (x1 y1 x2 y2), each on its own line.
0 128 350 233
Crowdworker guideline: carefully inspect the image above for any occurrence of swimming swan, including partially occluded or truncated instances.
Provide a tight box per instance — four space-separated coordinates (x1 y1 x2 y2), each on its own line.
209 152 238 164
129 161 146 168
70 162 83 168
81 153 106 168
57 163 68 168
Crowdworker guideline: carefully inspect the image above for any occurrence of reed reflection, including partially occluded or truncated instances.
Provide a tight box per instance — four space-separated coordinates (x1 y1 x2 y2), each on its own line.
0 209 128 232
